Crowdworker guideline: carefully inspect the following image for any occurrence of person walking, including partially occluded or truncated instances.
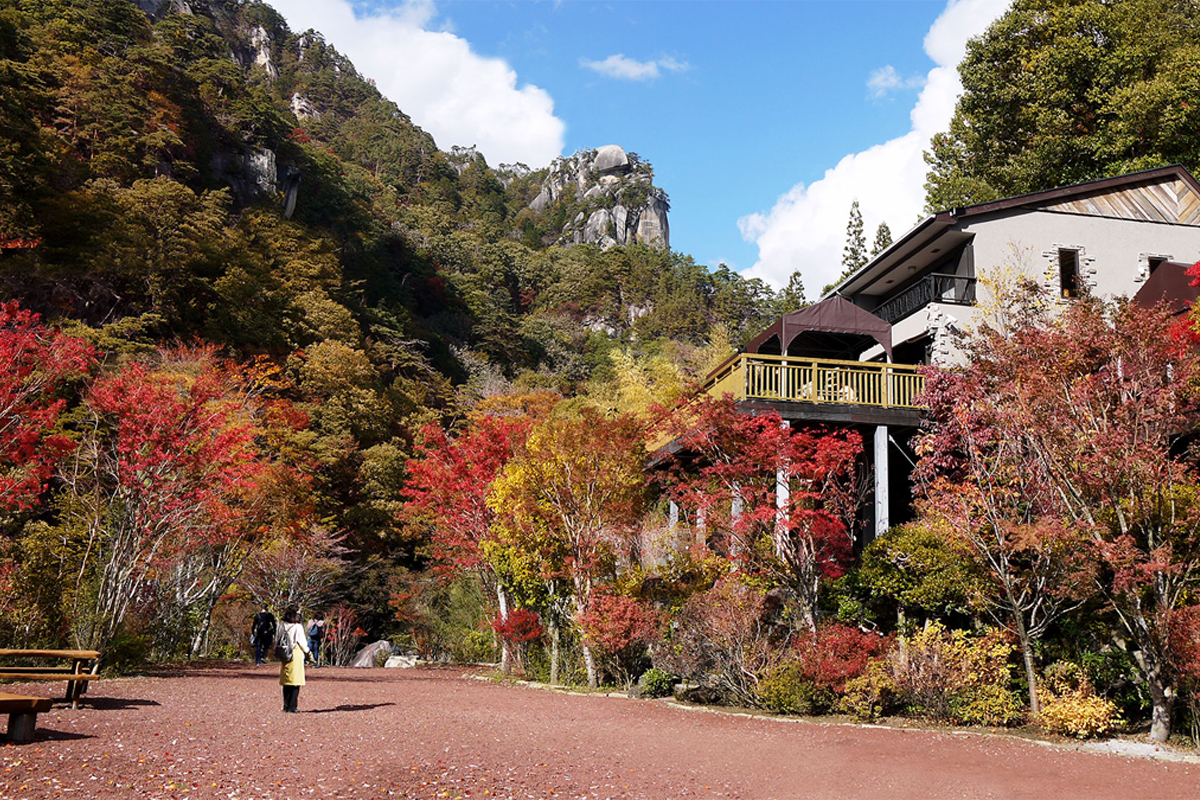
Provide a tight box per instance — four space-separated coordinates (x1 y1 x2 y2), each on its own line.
306 612 327 667
251 605 276 666
279 605 310 712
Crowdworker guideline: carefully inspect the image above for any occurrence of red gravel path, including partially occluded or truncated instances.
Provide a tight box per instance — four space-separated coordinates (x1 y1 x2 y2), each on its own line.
2 663 1197 799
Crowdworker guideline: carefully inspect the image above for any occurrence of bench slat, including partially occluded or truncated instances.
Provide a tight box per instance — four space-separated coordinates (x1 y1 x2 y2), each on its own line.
0 649 99 659
0 672 98 681
0 693 53 714
0 650 101 711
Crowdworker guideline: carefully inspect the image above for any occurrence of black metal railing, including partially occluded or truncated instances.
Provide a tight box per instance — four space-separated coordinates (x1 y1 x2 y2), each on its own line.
874 274 977 324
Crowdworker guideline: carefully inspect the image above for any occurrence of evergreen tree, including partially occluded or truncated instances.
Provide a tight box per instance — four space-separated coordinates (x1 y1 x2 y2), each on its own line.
779 270 808 313
871 222 893 257
841 200 867 276
823 201 868 294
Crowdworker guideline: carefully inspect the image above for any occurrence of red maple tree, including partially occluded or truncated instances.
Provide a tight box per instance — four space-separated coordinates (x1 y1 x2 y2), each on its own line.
403 401 548 671
916 290 1200 739
659 394 862 631
64 355 262 651
0 301 93 512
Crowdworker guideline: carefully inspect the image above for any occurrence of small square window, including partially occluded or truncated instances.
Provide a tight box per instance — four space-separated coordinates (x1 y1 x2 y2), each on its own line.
1059 249 1080 298
1149 256 1167 274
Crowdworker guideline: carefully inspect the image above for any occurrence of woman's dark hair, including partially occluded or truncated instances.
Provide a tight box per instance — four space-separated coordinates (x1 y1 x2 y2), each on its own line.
284 606 301 624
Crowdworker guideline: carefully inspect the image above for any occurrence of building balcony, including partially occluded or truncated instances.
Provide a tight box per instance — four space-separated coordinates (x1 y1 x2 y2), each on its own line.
705 353 925 409
650 354 925 453
873 273 977 325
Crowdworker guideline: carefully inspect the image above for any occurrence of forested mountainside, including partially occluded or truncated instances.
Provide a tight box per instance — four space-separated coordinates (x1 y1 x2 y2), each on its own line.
1 0 782 365
0 0 788 637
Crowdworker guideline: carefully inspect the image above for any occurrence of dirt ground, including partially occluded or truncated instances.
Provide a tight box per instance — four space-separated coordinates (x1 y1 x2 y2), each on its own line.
2 663 1198 800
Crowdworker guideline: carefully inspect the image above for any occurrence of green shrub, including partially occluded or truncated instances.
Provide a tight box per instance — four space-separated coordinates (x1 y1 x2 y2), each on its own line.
757 662 819 715
844 622 1023 726
1080 649 1148 722
1038 662 1121 739
841 659 899 721
104 630 152 675
639 668 676 699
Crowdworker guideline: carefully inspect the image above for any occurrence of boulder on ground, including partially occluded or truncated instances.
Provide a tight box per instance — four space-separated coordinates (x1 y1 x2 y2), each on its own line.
350 640 393 668
384 655 422 669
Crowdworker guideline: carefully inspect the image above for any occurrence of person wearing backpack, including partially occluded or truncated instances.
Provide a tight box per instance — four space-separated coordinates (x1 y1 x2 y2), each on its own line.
278 605 310 713
251 606 275 666
305 612 326 667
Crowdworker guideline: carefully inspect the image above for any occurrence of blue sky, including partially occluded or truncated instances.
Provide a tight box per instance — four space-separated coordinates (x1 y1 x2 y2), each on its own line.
269 0 1011 293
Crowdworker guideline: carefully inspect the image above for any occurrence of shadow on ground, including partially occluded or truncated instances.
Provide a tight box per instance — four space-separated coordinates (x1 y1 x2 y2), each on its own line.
307 702 397 714
80 697 161 711
6 728 93 744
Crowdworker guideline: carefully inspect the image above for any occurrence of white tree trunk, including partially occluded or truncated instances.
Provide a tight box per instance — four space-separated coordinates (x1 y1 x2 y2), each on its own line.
496 585 512 674
549 618 561 686
583 642 598 689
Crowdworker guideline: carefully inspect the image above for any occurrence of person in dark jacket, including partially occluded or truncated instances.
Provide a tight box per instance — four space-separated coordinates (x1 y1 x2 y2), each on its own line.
251 606 276 666
305 612 326 667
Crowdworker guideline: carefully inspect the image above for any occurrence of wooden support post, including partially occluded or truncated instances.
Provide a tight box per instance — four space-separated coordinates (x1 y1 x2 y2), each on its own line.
730 481 743 555
7 712 37 743
775 420 791 544
874 425 889 543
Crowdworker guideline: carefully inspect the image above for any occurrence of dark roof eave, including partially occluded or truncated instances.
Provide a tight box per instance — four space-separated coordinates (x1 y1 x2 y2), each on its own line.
825 212 952 298
948 163 1200 221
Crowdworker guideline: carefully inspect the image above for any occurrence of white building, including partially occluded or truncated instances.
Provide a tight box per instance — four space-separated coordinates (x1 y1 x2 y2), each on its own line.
831 163 1200 365
686 165 1200 542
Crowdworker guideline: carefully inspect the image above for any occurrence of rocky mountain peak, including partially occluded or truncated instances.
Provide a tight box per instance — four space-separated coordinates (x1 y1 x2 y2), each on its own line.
529 145 670 251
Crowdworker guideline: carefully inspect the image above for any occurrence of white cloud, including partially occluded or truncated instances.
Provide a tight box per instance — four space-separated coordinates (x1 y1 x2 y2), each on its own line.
738 0 1012 293
867 65 926 99
267 0 565 168
580 54 691 81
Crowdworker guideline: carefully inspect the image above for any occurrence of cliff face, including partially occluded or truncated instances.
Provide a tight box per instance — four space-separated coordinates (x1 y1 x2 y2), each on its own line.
530 145 670 250
130 0 445 220
131 3 670 253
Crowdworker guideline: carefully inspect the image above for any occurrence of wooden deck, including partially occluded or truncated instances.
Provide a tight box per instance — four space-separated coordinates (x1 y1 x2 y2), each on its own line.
650 354 925 453
705 353 924 409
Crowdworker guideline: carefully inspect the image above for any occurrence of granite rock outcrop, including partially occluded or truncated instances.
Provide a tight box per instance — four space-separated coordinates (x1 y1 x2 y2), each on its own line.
529 146 670 250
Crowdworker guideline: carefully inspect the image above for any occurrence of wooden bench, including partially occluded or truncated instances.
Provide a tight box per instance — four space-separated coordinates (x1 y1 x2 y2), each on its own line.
0 691 53 743
0 649 101 708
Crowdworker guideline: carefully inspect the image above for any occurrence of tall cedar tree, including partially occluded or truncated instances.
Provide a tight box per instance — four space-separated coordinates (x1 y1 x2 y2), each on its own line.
841 200 867 277
871 222 892 257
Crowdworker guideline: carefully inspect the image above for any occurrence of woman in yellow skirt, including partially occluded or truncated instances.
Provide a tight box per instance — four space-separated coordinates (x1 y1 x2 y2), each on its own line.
280 605 310 712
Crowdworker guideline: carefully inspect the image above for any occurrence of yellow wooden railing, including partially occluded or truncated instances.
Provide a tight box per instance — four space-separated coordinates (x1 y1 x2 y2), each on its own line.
648 355 925 453
704 353 924 408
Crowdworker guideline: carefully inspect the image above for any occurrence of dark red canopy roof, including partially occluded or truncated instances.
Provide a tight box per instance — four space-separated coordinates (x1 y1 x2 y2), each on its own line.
745 295 893 360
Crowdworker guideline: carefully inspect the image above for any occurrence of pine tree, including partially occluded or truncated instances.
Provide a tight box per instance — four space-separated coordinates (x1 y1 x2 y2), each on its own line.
824 201 868 295
871 222 893 257
780 270 808 313
841 200 867 276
